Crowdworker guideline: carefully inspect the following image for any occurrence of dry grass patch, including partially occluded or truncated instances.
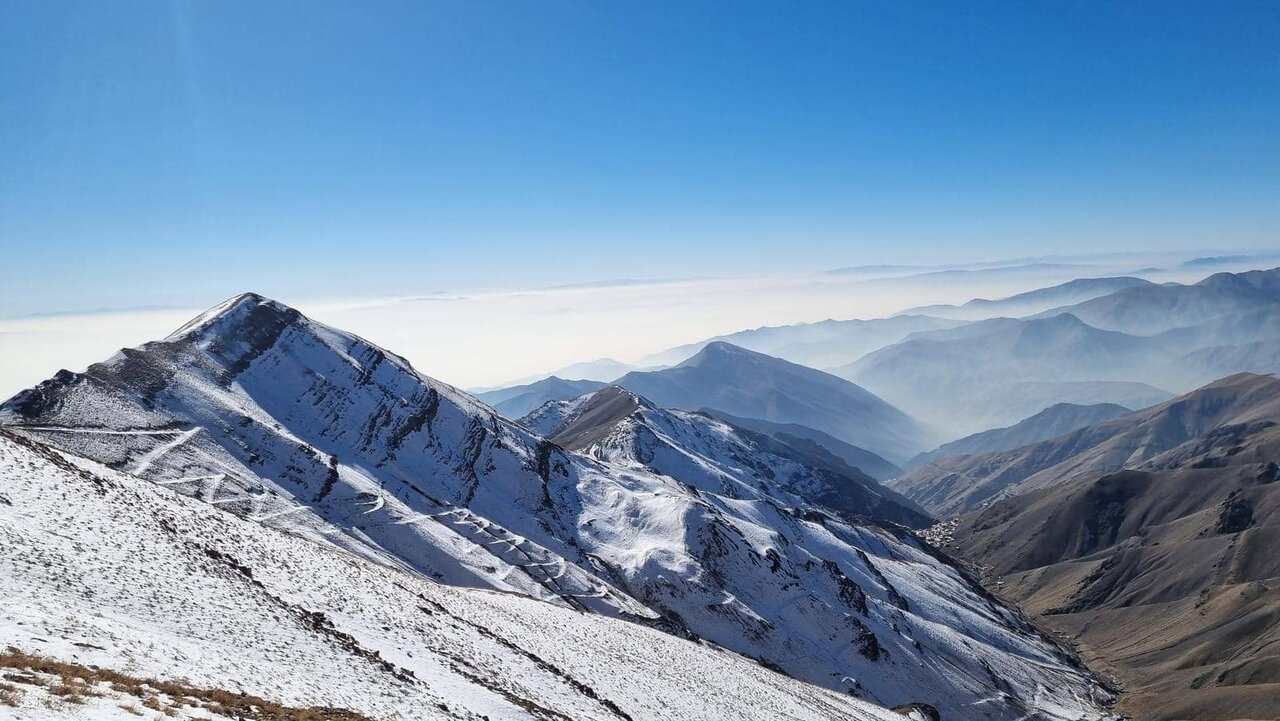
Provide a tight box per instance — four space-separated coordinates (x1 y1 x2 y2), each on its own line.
0 681 22 707
1 647 376 720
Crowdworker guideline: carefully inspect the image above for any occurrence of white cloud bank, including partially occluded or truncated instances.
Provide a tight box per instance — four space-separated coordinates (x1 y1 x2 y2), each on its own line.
0 252 1268 400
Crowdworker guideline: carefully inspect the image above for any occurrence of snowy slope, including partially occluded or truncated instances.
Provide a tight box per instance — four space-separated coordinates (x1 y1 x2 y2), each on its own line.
0 429 902 721
523 387 1115 719
524 386 929 527
2 293 1115 720
1 293 645 619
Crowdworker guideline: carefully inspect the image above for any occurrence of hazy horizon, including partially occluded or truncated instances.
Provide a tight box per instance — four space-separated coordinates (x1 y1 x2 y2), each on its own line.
2 249 1274 399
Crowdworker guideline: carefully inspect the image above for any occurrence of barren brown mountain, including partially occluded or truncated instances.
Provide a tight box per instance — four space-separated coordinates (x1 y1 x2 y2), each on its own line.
894 373 1280 516
933 381 1280 720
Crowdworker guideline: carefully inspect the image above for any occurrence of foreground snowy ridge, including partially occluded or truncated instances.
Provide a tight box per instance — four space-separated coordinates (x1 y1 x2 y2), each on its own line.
1 293 1117 720
0 429 902 721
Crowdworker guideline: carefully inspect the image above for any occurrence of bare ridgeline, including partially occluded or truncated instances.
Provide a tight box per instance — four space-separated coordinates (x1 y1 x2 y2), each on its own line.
4 266 1280 721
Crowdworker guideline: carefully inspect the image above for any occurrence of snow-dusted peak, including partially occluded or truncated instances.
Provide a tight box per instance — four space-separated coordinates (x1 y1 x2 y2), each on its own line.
167 292 294 341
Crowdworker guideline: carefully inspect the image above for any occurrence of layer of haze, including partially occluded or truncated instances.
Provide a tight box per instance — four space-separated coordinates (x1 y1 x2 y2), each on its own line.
0 255 1267 399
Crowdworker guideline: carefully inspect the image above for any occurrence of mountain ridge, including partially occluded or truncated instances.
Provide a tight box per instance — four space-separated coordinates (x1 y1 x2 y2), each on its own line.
900 276 1154 320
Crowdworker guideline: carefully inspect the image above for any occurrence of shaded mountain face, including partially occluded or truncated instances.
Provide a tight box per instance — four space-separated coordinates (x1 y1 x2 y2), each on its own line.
1035 267 1280 335
616 342 935 464
902 276 1154 321
0 294 1113 721
892 373 1280 517
635 315 966 371
908 403 1132 469
938 420 1280 721
0 430 903 721
836 314 1174 437
475 376 607 419
697 408 903 482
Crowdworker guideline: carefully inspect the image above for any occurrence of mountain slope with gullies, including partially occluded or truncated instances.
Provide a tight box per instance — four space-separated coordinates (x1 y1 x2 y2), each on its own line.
523 386 929 528
893 373 1280 517
523 386 1113 718
0 429 905 721
1 292 647 617
1 293 1115 721
616 342 937 464
937 418 1280 721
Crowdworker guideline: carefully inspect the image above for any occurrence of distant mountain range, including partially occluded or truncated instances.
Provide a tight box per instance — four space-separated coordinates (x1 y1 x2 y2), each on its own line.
1032 267 1280 334
835 313 1175 436
893 373 1280 517
616 341 937 463
471 357 634 391
634 315 964 370
832 272 1280 437
901 276 1154 321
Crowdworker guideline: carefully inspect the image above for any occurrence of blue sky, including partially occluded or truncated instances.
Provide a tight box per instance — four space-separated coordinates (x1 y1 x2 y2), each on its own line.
2 1 1278 315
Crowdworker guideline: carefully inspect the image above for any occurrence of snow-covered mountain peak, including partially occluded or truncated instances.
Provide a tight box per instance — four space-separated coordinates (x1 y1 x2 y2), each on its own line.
167 291 289 340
